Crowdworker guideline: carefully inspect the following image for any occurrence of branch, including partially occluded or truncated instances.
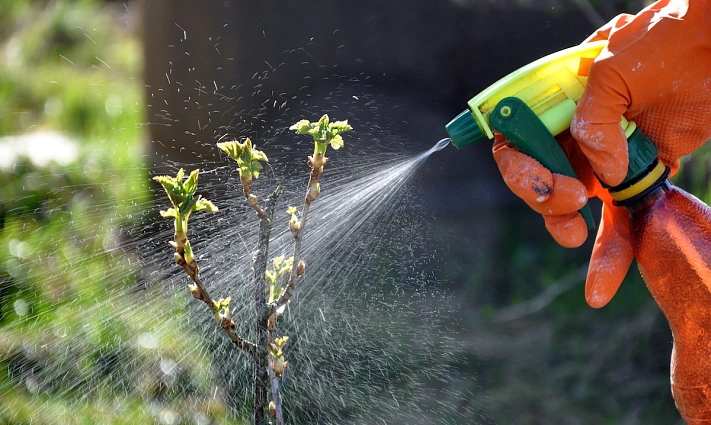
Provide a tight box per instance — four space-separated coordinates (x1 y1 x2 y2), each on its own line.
268 363 284 424
263 165 318 424
272 164 318 312
253 186 281 425
189 274 257 358
255 187 282 316
571 0 606 28
173 245 257 358
248 201 268 221
491 266 586 323
245 187 268 220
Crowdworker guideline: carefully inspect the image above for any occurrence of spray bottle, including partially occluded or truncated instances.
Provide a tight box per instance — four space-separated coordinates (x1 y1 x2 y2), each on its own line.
445 42 711 421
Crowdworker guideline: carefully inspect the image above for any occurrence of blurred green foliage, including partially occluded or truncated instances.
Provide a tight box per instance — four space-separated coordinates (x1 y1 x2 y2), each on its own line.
0 1 244 424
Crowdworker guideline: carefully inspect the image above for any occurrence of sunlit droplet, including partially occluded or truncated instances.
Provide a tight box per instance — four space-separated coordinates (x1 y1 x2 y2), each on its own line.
160 357 178 386
25 377 39 394
159 409 178 425
14 299 29 316
137 332 158 349
9 239 29 259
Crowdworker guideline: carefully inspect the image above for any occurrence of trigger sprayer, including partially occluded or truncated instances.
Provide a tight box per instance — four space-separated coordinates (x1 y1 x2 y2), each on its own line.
445 42 711 422
444 40 660 233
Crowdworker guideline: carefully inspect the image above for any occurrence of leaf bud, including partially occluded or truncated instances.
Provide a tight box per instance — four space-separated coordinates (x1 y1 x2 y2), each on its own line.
220 316 235 330
188 284 203 300
307 182 321 203
271 356 286 377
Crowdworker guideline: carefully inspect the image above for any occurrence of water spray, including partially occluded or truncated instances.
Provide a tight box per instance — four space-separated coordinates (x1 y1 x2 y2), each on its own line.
432 138 451 153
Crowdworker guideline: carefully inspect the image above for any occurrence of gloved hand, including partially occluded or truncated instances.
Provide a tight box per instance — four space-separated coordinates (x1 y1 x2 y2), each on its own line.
493 0 711 307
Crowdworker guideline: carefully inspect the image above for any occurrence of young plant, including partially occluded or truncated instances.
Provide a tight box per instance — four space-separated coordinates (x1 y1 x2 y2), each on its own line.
154 115 352 425
290 114 352 204
217 138 269 214
153 168 218 281
152 169 256 356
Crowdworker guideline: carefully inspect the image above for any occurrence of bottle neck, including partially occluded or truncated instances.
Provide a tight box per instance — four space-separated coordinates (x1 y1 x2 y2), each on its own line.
618 179 672 213
609 158 671 211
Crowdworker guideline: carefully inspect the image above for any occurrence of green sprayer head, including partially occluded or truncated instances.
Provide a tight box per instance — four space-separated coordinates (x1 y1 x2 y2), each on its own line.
445 110 488 149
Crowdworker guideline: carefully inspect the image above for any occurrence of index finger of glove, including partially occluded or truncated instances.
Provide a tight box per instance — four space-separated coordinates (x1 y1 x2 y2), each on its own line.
493 134 553 205
571 60 631 188
493 135 587 215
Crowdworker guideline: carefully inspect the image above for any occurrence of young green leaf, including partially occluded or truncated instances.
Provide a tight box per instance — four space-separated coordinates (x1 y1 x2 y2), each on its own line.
289 120 312 135
153 168 218 234
195 197 218 213
287 206 300 234
159 208 178 219
330 134 344 150
266 255 294 303
217 138 269 181
289 114 352 156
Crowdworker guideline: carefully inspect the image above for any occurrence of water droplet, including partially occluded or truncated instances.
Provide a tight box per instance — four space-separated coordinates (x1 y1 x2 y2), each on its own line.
25 377 39 394
9 239 30 259
14 299 29 316
137 332 158 349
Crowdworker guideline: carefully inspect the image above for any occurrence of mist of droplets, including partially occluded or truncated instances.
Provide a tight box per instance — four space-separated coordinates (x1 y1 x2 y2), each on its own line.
141 140 477 424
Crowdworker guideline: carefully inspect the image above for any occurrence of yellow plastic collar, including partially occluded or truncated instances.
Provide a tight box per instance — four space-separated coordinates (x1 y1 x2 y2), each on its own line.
609 160 666 202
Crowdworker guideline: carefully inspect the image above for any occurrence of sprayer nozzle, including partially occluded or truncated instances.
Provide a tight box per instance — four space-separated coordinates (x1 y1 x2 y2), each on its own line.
445 110 488 149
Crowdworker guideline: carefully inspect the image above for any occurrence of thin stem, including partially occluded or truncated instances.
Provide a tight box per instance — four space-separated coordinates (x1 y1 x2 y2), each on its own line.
189 274 257 358
281 202 310 306
273 166 318 311
188 274 212 305
268 351 284 425
265 162 320 423
253 187 280 425
248 201 268 221
571 0 606 28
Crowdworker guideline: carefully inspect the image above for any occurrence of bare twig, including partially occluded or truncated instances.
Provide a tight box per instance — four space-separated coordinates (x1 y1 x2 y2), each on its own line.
492 265 586 323
571 0 606 28
263 153 323 425
192 275 257 358
253 187 281 425
268 363 284 424
175 244 257 358
265 154 325 424
272 161 320 312
248 201 268 221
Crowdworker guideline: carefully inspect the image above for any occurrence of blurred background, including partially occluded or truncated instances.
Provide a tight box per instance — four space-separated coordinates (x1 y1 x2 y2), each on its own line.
1 0 706 424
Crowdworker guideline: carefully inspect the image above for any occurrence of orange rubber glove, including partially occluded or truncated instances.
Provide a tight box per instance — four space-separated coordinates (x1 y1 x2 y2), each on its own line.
496 3 711 421
494 0 711 308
